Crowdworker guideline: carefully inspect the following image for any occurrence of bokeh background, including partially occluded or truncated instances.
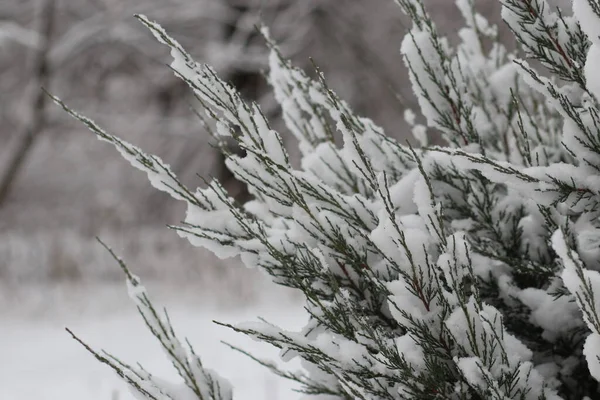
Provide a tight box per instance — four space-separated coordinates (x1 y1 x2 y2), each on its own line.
0 0 563 398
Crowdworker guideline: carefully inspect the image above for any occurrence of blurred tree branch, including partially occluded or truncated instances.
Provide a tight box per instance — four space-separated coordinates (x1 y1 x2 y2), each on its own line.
0 0 54 206
0 0 410 224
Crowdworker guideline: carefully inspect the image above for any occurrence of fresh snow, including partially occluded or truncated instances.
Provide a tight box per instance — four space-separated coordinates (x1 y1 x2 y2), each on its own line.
0 283 305 400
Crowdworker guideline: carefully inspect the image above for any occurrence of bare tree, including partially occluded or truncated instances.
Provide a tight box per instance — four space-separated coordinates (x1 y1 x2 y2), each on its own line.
0 0 54 205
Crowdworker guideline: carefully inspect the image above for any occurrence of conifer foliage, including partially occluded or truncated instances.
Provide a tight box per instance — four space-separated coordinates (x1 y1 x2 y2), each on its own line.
56 0 600 398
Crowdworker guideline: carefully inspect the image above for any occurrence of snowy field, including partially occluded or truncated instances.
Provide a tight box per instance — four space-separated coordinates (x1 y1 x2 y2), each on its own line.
1 281 305 400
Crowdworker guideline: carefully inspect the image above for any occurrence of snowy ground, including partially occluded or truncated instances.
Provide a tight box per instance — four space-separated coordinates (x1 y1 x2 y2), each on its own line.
1 281 306 400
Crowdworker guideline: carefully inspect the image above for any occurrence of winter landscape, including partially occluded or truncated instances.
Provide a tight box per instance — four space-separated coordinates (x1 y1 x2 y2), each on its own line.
5 0 600 399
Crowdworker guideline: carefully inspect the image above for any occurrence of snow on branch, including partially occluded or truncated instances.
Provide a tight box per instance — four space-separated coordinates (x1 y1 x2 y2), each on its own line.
67 239 233 400
58 1 600 398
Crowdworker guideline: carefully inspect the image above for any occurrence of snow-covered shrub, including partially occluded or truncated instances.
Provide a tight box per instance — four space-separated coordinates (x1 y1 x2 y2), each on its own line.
58 0 600 398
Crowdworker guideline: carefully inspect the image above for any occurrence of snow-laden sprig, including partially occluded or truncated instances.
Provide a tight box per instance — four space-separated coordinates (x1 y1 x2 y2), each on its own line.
502 0 589 88
399 0 565 168
399 0 521 157
428 146 600 213
448 299 561 400
49 91 201 207
399 0 467 146
50 92 257 260
553 230 600 383
265 25 414 187
67 240 233 400
263 26 335 155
